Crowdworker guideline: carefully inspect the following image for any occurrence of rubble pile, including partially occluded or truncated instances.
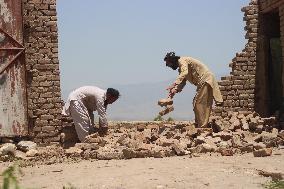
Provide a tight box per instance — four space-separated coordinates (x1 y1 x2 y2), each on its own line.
0 112 283 164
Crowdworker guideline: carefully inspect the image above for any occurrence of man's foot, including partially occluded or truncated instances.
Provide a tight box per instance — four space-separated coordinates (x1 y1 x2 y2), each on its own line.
89 127 99 135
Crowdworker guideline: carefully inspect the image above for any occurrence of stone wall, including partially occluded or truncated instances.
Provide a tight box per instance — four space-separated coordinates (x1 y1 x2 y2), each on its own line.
22 0 62 143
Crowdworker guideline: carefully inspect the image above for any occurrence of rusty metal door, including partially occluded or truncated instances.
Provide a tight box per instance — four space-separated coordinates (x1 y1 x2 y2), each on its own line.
0 0 28 136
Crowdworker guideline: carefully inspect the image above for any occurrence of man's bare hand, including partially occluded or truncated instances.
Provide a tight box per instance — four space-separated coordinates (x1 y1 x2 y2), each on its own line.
169 88 178 98
171 88 177 93
98 127 108 137
166 83 176 92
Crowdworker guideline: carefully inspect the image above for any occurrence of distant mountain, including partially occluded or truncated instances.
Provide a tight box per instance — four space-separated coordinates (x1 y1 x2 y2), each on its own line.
107 80 196 121
61 73 226 121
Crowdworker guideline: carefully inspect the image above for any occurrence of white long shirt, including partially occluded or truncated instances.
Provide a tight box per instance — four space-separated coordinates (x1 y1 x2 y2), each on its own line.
62 86 108 127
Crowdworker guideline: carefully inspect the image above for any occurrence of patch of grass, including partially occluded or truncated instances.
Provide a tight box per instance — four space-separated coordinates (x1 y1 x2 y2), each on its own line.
263 180 284 189
154 115 164 121
1 164 22 189
167 117 174 122
1 164 78 189
63 183 77 189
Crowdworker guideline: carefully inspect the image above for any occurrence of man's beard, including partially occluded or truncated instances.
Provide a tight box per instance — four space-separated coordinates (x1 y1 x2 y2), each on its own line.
170 63 179 70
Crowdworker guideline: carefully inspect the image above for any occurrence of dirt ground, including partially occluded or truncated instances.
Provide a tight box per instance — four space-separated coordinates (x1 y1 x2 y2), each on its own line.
1 149 283 189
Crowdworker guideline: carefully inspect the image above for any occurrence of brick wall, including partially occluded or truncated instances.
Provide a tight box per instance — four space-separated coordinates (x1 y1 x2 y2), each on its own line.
214 0 284 118
22 0 62 143
213 1 259 117
18 0 284 143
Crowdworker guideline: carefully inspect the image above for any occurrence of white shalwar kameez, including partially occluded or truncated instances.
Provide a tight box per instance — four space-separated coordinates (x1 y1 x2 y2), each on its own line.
62 86 108 142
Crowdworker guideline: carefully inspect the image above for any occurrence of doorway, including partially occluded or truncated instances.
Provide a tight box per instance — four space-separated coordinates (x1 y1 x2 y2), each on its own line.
255 10 283 117
268 38 283 115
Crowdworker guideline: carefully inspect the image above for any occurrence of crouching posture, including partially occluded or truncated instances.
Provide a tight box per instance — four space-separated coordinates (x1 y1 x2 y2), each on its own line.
62 86 120 141
164 52 223 128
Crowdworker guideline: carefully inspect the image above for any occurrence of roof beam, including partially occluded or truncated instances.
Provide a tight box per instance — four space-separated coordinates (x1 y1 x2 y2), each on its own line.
260 0 284 13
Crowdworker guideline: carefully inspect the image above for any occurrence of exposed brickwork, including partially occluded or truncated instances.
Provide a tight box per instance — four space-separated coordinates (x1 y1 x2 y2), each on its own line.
22 0 62 143
214 0 284 119
17 0 283 143
214 1 259 117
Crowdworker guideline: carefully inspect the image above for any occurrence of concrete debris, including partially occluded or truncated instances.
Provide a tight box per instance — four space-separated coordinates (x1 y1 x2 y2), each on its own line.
17 141 37 152
157 97 174 116
253 148 273 157
15 150 28 160
159 105 174 116
0 143 16 156
219 148 234 156
65 147 83 155
253 142 266 150
158 98 173 107
74 143 99 151
26 149 39 157
0 111 283 164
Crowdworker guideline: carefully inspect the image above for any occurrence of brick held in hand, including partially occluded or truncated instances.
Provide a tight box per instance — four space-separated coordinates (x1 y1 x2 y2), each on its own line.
159 105 174 116
158 98 173 107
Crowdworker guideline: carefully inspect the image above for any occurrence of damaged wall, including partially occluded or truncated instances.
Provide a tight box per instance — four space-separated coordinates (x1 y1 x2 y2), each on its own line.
213 0 259 117
214 0 284 120
22 0 62 143
2 0 283 143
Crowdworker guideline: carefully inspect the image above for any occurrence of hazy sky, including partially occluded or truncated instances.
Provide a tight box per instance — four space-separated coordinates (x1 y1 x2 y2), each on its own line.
57 0 250 91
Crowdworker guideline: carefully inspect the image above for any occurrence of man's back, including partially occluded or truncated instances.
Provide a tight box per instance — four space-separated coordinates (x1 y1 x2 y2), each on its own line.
70 86 105 101
62 86 106 116
178 57 212 86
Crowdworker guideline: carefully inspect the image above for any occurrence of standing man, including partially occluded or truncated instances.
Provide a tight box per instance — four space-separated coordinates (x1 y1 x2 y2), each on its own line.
62 86 120 142
164 52 223 128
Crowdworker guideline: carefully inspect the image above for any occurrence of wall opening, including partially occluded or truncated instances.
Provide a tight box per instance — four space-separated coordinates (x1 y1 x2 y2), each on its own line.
255 10 283 117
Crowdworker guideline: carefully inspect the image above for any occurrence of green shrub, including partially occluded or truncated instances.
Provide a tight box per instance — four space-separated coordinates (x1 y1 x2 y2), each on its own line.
154 115 164 121
1 165 21 189
263 180 284 189
167 117 174 121
63 183 77 189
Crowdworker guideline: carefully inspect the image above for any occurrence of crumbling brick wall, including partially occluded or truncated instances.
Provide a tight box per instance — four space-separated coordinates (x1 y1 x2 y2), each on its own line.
214 0 284 118
18 0 284 144
213 0 259 117
22 0 62 143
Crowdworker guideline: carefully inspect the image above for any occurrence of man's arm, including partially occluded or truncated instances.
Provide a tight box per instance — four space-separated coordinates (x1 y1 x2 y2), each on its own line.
174 63 188 87
169 64 188 97
88 110 95 126
96 99 108 128
176 79 186 92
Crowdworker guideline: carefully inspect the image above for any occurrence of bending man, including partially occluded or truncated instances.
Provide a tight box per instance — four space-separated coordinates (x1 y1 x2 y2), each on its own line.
62 86 120 141
164 52 223 128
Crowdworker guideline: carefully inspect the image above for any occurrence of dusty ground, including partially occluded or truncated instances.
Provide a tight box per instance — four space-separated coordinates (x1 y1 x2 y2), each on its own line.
1 150 283 189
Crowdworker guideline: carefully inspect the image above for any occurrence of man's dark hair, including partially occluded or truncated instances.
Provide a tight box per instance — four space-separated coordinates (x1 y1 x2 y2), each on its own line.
164 52 180 62
107 88 120 98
